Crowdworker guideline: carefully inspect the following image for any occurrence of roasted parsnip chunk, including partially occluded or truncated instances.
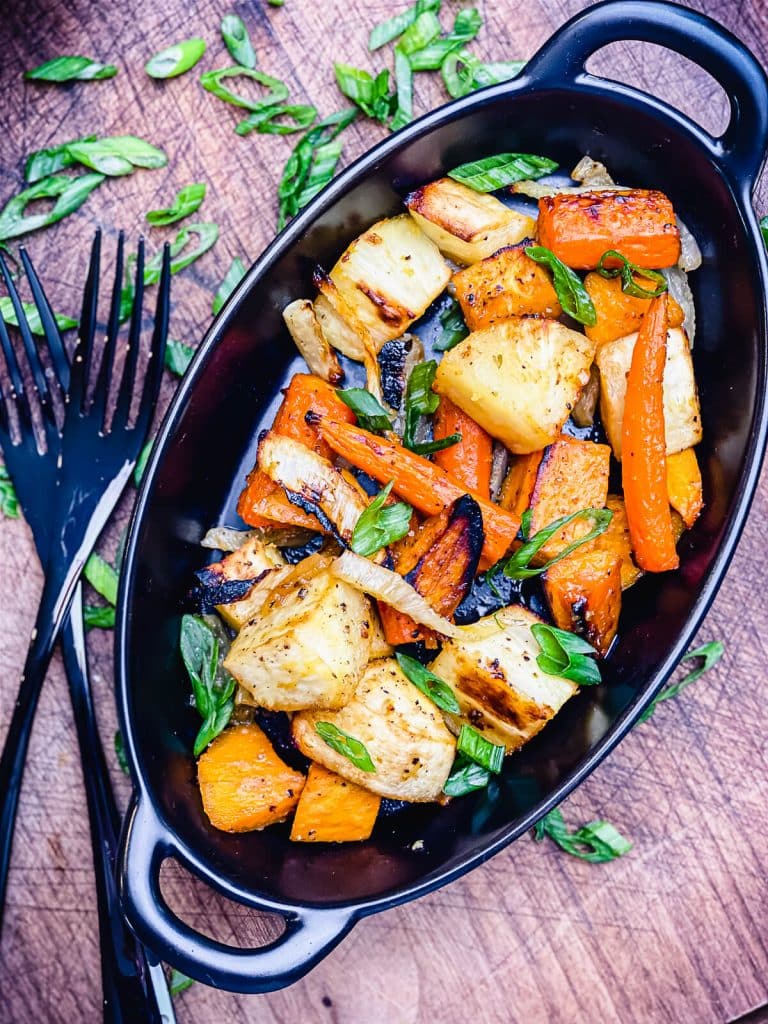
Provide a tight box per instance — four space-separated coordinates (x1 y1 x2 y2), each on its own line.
223 563 371 711
406 177 535 264
196 534 286 631
430 606 578 752
282 299 344 384
292 658 456 801
452 245 561 329
433 317 596 453
596 327 702 460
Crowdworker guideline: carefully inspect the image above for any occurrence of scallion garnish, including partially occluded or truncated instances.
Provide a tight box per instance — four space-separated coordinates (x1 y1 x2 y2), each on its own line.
146 182 206 226
200 67 289 111
84 552 119 606
534 806 632 863
212 257 246 315
220 13 257 70
0 173 104 241
448 151 558 192
409 9 482 71
368 0 440 50
433 298 469 352
350 480 412 557
456 724 505 774
395 653 461 714
497 507 613 580
639 640 724 723
390 49 414 131
531 623 601 686
334 64 395 124
180 614 236 756
761 215 768 250
0 297 77 335
145 38 206 79
524 245 597 326
314 722 376 772
403 360 439 450
165 339 195 377
337 388 393 433
64 135 167 176
114 731 130 774
0 465 19 519
235 104 317 136
596 249 669 299
443 757 491 796
25 56 118 82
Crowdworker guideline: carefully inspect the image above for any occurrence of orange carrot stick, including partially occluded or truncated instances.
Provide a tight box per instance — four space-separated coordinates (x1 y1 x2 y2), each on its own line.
315 415 520 564
621 293 679 572
433 397 493 499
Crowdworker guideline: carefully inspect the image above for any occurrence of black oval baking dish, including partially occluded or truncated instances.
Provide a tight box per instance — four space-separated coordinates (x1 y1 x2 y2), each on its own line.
116 0 768 993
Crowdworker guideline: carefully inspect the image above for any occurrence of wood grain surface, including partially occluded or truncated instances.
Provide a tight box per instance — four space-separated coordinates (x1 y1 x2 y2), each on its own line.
1 1 767 1021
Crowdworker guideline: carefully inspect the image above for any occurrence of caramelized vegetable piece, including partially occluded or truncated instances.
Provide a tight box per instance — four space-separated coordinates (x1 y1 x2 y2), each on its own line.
379 495 484 647
290 762 381 843
666 447 703 527
584 271 684 347
544 548 622 656
537 190 681 270
622 293 680 572
452 245 561 330
282 299 344 384
314 415 520 564
593 495 642 590
527 436 611 562
197 724 305 832
433 397 493 498
237 374 355 528
499 450 544 516
406 177 535 265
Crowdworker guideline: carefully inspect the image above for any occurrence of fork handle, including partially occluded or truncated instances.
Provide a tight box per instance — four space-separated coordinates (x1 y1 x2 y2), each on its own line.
63 590 174 1024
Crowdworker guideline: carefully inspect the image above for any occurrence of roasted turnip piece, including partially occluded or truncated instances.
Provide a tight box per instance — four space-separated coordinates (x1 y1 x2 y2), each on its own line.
292 658 456 801
282 299 344 384
194 535 286 625
406 177 535 264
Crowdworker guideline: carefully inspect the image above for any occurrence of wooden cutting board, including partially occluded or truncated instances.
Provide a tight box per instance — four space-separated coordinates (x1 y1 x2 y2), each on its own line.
1 1 767 1021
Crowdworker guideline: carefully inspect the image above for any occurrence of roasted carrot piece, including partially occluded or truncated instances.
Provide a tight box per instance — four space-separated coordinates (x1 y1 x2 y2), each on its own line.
544 548 622 656
527 436 611 563
499 451 544 516
622 293 679 572
537 190 681 270
584 272 685 347
314 415 520 564
433 397 493 499
197 724 305 832
290 763 380 843
452 245 561 330
666 447 703 528
237 374 355 528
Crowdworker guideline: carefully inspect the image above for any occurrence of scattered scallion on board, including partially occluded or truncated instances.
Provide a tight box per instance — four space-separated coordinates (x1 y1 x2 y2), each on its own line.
0 297 77 335
200 67 289 111
212 257 247 315
0 173 105 241
235 104 317 136
221 13 257 70
114 731 130 775
24 135 97 182
146 182 206 226
145 38 206 79
334 64 395 124
534 806 632 863
64 135 168 176
761 215 768 249
165 339 196 377
639 641 724 723
0 465 19 519
169 969 195 996
25 56 118 82
83 552 119 631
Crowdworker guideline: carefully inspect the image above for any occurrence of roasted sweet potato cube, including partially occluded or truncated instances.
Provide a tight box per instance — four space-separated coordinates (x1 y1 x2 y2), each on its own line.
452 245 561 330
666 447 703 527
584 272 685 347
290 763 381 843
198 724 305 832
544 548 622 656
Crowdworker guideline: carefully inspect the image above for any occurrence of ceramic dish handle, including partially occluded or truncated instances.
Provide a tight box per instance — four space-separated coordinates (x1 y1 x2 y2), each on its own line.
119 796 355 994
524 0 768 189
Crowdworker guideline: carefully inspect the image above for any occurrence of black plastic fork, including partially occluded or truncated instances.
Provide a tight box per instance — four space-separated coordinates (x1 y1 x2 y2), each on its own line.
0 235 172 1020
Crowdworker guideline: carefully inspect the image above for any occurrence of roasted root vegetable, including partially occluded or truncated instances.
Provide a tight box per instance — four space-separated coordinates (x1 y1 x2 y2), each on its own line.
322 214 450 352
313 290 367 361
292 658 456 801
289 763 381 843
223 559 372 711
527 436 611 562
433 317 596 454
197 724 305 832
591 495 642 590
621 293 680 572
596 326 702 460
405 177 535 264
282 299 344 384
499 450 544 516
543 549 622 655
430 606 578 752
537 189 681 269
433 397 493 498
194 535 286 630
314 415 520 564
584 271 685 347
666 447 703 528
452 245 561 330
378 495 484 647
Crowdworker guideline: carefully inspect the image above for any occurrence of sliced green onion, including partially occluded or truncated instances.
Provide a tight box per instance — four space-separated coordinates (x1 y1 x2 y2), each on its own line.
761 215 768 250
24 135 97 182
25 56 117 82
0 465 19 519
114 731 130 772
395 653 460 714
596 249 669 299
410 9 482 71
471 59 526 87
534 806 632 862
314 722 376 772
145 38 206 79
133 439 154 488
294 139 343 208
65 135 167 176
443 757 490 796
84 605 116 630
337 387 393 432
456 724 504 773
368 0 441 51
180 614 236 756
146 182 206 226
531 623 601 686
236 104 317 136
434 298 469 352
334 64 394 123
397 10 442 55
277 109 356 229
524 245 596 326
499 507 613 580
390 49 414 131
220 13 257 69
169 969 195 996
350 480 412 557
165 339 195 377
0 296 77 334
403 360 440 450
200 67 289 111
84 552 119 606
212 257 246 315
0 173 104 241
448 151 558 192
639 640 724 723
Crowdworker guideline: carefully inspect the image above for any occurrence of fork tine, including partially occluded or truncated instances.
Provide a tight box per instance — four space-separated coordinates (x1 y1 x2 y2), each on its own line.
19 248 70 394
132 242 170 440
0 305 33 443
69 231 102 415
0 254 56 429
112 237 145 431
91 232 126 429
